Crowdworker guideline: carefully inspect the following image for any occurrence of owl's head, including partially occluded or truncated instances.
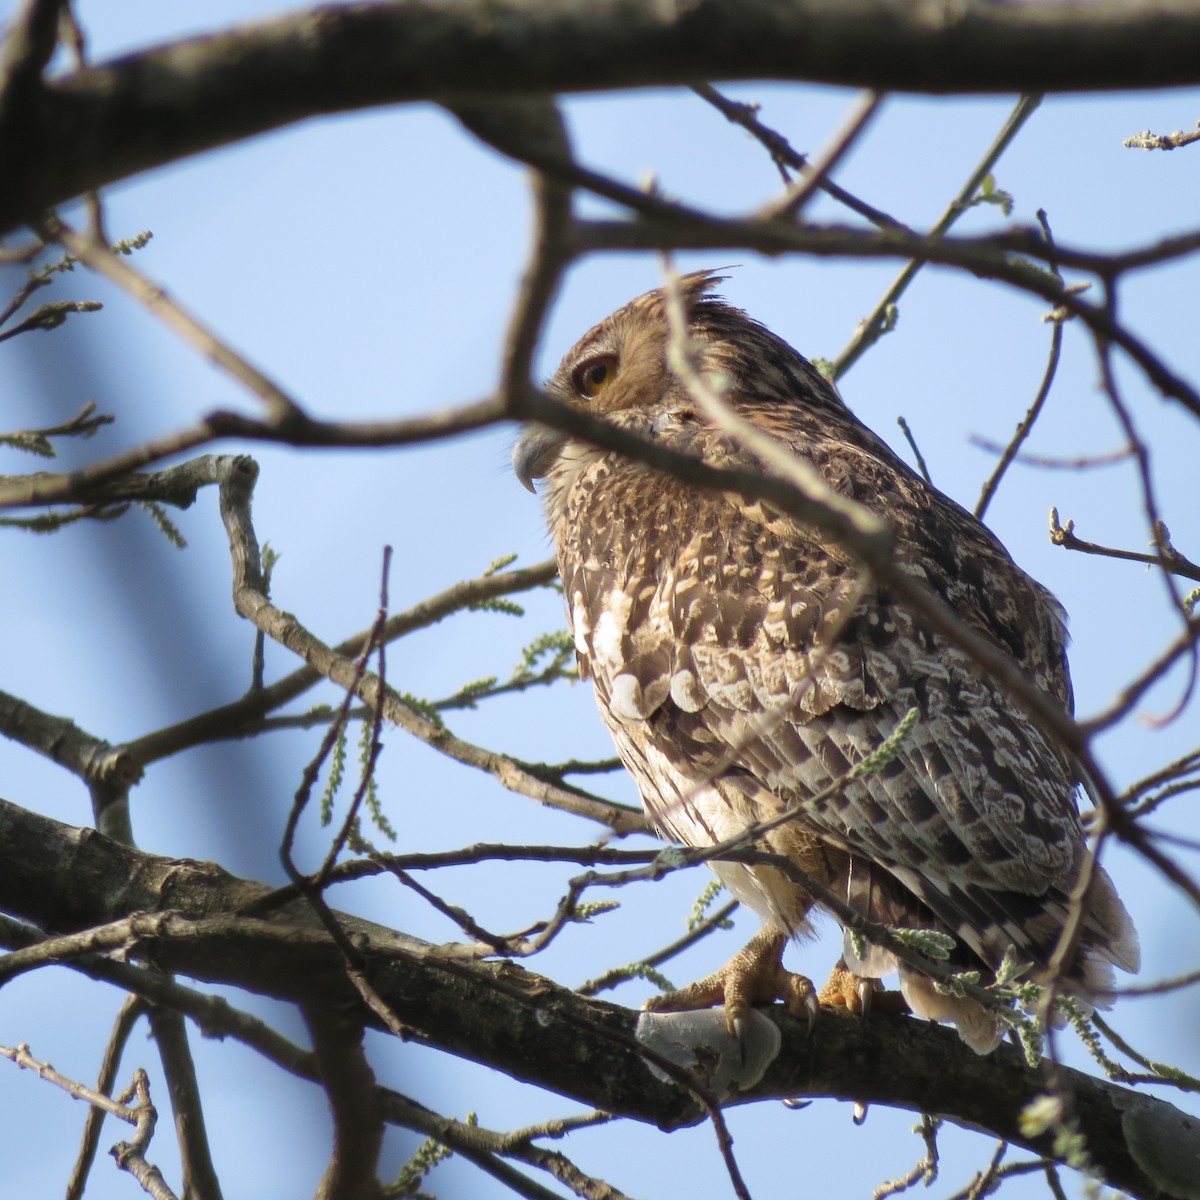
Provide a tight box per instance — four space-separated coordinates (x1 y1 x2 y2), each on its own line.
513 271 726 492
551 269 728 418
513 271 842 493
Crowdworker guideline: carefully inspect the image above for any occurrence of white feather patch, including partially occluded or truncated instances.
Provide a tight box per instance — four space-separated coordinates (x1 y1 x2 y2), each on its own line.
670 669 706 712
569 592 592 651
609 674 647 720
591 601 630 674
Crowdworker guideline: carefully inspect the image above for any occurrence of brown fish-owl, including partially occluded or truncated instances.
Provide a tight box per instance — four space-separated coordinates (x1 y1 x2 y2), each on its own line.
513 272 1138 1052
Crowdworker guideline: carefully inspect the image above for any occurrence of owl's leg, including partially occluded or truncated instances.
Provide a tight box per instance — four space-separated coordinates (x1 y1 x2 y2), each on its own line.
644 927 819 1042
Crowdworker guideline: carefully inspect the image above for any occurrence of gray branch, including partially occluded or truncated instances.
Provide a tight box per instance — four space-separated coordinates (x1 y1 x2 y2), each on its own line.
0 795 1196 1200
5 1 1200 234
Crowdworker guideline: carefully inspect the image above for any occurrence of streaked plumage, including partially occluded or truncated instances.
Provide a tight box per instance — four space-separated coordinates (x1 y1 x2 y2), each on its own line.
514 272 1138 1051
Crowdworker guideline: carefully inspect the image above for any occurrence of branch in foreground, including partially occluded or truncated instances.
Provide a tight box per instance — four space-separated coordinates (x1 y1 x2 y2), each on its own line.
576 218 1200 419
0 797 1197 1200
144 1007 223 1200
7 1 1200 233
0 399 507 510
36 213 301 423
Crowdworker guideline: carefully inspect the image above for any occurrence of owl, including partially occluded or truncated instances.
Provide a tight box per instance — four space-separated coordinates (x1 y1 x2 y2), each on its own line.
513 272 1138 1052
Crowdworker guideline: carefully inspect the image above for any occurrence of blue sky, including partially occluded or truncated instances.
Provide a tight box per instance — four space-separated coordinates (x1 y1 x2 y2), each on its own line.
2 4 1199 1197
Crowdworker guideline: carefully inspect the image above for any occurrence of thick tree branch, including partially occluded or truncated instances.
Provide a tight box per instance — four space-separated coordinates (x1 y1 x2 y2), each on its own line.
0 688 139 789
0 797 1194 1200
6 1 1200 233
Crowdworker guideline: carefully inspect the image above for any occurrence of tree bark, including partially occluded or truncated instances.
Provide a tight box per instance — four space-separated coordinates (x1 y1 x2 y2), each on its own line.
0 797 1194 1200
3 1 1200 235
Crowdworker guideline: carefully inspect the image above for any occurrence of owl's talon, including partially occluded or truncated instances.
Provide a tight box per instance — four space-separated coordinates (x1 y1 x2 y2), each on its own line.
732 1011 749 1063
818 959 910 1019
644 928 817 1039
858 979 875 1017
804 988 821 1034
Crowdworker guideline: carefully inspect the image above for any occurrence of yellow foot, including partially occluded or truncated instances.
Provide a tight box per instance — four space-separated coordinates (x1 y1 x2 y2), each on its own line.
817 958 910 1017
644 928 819 1041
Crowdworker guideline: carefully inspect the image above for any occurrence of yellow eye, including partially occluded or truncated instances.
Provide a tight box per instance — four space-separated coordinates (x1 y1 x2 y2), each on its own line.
572 354 618 399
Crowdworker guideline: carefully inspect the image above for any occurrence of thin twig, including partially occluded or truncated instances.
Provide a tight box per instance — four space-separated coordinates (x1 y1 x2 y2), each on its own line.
693 84 905 228
895 415 932 486
832 94 1043 379
1123 123 1200 151
758 90 885 222
577 899 740 996
1091 1013 1200 1092
125 554 560 761
1049 509 1200 583
276 538 413 1043
313 545 393 887
975 209 1064 520
35 213 303 423
873 1113 941 1199
969 440 1132 471
66 996 146 1200
0 399 113 447
0 298 102 341
1078 591 1200 735
1 1046 178 1200
214 456 644 835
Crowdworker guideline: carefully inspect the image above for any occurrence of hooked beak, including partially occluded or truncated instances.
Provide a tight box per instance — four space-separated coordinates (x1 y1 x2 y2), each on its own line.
512 423 567 493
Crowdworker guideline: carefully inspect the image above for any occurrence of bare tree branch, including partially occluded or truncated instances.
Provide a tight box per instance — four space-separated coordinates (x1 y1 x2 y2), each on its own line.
3 12 1197 1197
214 455 644 834
833 94 1042 380
975 210 1064 521
8 2 1200 233
1124 123 1200 152
1049 510 1200 585
0 1045 179 1200
304 1010 383 1200
66 995 145 1200
36 213 303 423
145 1008 224 1200
0 399 508 510
694 83 905 228
0 797 1195 1200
